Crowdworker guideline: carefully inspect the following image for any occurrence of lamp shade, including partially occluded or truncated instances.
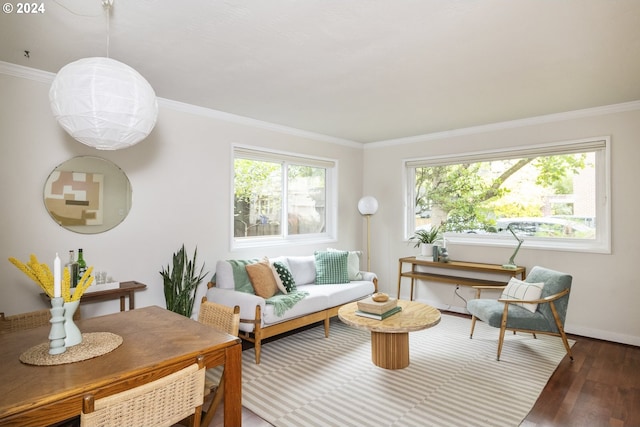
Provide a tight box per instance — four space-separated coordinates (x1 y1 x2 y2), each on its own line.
49 57 158 150
358 196 379 215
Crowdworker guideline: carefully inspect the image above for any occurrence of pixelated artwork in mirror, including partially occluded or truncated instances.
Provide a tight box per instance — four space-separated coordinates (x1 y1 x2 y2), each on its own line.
44 171 104 226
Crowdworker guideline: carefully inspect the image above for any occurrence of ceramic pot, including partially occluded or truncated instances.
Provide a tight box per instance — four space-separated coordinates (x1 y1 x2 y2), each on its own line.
420 243 433 257
63 300 82 347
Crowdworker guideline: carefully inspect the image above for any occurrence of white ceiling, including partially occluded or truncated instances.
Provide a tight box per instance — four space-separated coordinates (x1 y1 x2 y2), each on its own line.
1 0 640 143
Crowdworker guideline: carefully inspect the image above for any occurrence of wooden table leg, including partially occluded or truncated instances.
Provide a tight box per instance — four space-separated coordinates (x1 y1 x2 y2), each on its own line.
128 291 136 310
371 331 410 369
119 296 125 312
223 342 242 427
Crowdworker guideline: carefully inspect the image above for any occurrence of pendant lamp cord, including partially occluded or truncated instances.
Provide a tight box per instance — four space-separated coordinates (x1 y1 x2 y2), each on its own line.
102 0 113 58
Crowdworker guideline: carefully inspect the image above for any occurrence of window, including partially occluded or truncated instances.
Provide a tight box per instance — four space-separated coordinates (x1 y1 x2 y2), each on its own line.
232 146 336 248
405 137 610 253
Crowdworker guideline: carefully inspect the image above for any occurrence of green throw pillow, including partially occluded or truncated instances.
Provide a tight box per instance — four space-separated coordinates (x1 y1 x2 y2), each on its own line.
314 251 350 284
273 261 297 292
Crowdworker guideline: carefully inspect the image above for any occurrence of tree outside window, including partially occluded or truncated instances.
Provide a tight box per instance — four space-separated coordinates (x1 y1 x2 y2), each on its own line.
406 138 609 251
233 148 333 245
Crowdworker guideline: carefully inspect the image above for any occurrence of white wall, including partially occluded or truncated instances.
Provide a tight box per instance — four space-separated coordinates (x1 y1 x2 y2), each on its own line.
363 108 640 346
2 68 638 347
0 71 365 319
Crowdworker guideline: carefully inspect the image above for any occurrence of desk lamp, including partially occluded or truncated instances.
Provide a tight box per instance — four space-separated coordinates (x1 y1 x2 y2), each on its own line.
503 224 523 269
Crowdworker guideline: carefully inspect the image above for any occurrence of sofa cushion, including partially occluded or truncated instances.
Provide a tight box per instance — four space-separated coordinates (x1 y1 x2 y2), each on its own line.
262 289 328 325
246 260 279 298
214 260 234 290
273 261 297 292
314 250 350 284
328 248 362 280
501 277 545 313
310 281 376 307
286 256 316 285
215 259 259 292
261 281 375 326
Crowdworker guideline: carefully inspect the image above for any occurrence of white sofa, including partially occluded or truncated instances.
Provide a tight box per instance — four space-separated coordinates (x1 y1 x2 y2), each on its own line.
205 255 377 364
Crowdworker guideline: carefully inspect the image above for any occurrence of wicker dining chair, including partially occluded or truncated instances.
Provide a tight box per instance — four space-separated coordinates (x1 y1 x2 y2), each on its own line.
1 307 81 334
197 298 240 427
81 355 206 427
1 309 53 333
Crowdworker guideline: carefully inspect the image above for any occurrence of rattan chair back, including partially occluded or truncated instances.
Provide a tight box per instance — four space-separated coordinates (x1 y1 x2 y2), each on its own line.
197 298 240 426
81 355 206 427
198 299 240 336
1 306 81 334
1 309 52 333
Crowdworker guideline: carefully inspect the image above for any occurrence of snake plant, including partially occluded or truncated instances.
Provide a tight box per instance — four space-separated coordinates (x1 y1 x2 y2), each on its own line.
160 245 208 318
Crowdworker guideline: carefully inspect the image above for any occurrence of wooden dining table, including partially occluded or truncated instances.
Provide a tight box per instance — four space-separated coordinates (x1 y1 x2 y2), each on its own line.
0 305 242 427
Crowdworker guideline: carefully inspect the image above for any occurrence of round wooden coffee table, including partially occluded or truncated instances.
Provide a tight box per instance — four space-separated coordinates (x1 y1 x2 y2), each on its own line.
338 299 441 369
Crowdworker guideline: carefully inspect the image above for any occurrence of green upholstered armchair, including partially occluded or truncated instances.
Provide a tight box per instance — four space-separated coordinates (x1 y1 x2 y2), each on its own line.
466 266 573 361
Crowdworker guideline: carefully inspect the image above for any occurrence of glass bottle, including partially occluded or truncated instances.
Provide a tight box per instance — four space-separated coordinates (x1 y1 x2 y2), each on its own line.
77 248 87 281
67 250 78 288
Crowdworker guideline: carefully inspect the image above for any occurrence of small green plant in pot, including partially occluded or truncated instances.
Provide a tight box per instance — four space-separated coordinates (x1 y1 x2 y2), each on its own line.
160 244 208 318
409 225 443 257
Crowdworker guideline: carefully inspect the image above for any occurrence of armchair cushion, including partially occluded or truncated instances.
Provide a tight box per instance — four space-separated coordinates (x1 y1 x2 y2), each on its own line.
501 277 545 313
467 299 552 331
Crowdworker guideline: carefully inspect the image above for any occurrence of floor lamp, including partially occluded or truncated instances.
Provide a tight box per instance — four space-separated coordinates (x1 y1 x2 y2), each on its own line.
358 196 379 272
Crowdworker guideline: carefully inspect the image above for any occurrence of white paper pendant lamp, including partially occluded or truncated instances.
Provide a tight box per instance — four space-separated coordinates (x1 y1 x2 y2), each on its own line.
49 57 158 150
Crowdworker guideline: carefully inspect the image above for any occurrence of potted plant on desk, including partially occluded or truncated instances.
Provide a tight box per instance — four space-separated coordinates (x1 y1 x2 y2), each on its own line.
409 225 443 259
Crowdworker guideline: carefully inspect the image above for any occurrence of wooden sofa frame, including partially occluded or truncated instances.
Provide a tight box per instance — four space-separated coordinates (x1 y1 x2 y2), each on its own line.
208 278 377 364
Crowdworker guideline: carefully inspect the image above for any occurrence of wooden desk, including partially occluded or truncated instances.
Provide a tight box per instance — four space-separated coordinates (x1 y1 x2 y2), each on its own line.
0 306 242 427
40 281 147 312
397 257 526 300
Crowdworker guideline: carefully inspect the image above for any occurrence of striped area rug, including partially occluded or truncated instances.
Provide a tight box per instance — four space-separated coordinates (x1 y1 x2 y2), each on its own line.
213 313 573 427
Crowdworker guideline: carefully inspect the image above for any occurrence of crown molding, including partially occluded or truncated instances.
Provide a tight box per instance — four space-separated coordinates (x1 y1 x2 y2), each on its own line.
4 60 637 150
0 60 363 148
365 100 640 149
0 61 55 84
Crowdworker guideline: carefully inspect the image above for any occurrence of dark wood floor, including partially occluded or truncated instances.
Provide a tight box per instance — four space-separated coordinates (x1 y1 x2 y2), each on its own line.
522 332 640 427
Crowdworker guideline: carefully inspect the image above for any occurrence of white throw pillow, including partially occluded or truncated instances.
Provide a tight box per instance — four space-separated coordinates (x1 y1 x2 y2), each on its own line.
286 256 317 285
501 277 545 313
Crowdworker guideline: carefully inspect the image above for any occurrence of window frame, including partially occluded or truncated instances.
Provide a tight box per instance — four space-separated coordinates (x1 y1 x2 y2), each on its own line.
403 136 611 254
231 144 338 250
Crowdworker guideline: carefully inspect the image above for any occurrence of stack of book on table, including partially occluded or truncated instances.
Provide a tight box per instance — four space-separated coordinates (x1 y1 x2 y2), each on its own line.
356 296 402 320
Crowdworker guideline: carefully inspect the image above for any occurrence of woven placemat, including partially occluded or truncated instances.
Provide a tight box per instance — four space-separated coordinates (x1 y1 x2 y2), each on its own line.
19 332 123 366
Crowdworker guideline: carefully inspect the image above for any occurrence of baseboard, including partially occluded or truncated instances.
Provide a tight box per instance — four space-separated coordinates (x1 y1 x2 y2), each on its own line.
564 324 640 347
415 297 640 348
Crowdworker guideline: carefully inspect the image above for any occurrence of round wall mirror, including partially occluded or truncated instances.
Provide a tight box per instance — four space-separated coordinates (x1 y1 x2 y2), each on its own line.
43 156 132 234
